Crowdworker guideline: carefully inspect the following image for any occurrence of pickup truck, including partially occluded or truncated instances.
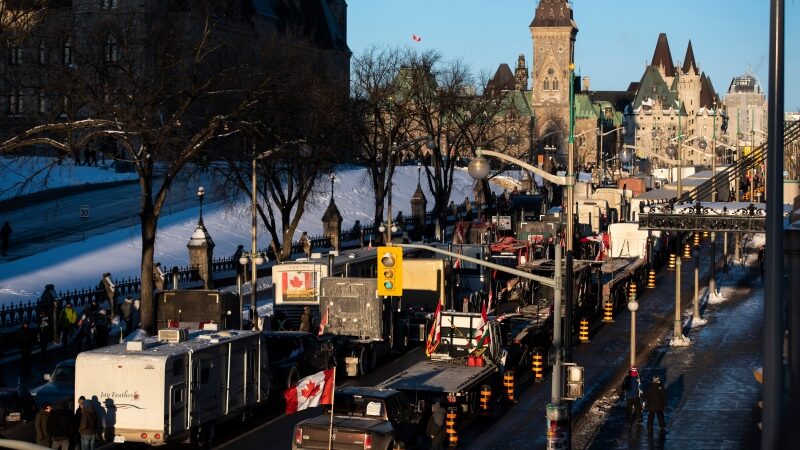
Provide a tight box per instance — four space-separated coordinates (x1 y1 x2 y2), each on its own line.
292 387 422 450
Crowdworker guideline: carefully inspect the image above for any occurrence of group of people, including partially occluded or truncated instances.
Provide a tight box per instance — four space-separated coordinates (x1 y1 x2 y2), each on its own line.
35 396 99 450
621 366 667 433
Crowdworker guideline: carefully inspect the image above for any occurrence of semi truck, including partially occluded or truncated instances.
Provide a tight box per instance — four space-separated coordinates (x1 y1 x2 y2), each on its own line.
319 259 449 377
74 328 269 447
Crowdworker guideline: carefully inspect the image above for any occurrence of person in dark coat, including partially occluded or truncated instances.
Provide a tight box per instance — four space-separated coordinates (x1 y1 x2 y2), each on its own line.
426 401 447 450
35 403 52 447
38 310 51 354
644 375 667 431
94 310 111 348
0 221 11 256
47 404 73 450
620 366 643 426
78 400 98 450
17 321 34 373
299 306 312 332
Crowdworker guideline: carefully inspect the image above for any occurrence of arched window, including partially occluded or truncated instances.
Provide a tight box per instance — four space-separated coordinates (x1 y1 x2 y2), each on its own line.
104 34 119 62
62 38 73 65
553 79 559 91
7 87 22 115
543 78 549 91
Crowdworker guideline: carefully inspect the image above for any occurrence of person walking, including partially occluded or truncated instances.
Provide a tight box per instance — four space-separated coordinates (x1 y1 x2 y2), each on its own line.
620 366 643 426
299 306 312 332
38 310 51 354
35 403 52 448
47 404 73 450
0 221 11 256
78 399 98 450
94 310 111 348
59 303 77 349
426 401 447 450
17 321 34 374
644 375 667 432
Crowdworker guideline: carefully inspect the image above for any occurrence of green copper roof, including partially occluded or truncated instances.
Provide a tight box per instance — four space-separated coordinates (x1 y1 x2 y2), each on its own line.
632 65 681 112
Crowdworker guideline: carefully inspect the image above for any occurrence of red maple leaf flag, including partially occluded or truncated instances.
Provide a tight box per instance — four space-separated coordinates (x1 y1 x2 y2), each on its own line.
318 306 329 337
289 275 303 288
284 368 335 414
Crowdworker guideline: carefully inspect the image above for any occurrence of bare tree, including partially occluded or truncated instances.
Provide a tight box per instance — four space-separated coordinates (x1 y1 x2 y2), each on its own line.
351 46 419 231
404 51 521 237
1 2 292 332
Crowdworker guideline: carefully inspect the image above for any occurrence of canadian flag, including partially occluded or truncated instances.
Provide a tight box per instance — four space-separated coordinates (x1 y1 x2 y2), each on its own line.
318 306 329 337
425 302 442 357
412 34 422 42
284 368 335 414
472 302 491 349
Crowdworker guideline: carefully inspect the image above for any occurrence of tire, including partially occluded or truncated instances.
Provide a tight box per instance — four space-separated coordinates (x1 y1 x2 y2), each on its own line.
358 346 371 376
368 343 378 372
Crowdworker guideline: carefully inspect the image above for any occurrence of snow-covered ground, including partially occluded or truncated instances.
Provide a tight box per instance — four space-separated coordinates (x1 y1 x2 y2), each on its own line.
0 156 138 201
0 162 505 306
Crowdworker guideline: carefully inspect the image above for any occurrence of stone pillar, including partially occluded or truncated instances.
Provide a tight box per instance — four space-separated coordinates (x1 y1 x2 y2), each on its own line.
299 231 312 257
322 198 343 252
187 223 215 289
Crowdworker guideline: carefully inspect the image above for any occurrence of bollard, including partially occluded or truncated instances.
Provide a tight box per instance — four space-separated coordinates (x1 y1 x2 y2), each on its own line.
578 318 590 343
683 242 691 259
446 407 459 447
694 232 700 247
668 253 676 270
647 269 656 288
479 385 492 413
532 351 544 381
629 282 637 300
602 300 614 322
702 230 709 238
503 370 515 401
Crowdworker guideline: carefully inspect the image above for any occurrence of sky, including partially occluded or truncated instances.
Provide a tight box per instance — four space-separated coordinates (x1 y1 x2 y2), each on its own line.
347 0 800 111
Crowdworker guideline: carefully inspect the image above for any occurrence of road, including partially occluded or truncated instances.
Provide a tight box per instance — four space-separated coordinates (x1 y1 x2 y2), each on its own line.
0 173 226 262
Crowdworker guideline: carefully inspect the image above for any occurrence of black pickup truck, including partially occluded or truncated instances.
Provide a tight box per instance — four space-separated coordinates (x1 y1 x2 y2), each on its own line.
292 387 422 450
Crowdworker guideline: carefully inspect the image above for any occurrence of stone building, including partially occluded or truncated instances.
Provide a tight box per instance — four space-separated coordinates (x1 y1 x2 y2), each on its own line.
1 0 350 146
724 69 768 150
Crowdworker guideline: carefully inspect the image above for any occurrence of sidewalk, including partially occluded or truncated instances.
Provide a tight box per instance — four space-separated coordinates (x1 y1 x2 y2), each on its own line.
578 261 763 449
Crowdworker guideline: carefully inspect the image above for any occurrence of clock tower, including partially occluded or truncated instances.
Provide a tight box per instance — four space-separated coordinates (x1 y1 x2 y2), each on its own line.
530 0 578 153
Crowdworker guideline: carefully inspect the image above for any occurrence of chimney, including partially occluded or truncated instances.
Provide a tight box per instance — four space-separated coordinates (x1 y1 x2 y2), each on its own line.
582 76 591 92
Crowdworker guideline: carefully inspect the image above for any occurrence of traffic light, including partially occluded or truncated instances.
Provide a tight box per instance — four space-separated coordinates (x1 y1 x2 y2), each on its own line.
563 364 584 400
377 246 403 296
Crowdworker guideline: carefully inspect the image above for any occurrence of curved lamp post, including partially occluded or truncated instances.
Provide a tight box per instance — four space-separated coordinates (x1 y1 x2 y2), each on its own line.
627 295 639 367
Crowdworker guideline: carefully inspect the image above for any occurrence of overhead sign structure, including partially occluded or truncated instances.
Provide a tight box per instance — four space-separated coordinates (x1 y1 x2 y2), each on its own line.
377 246 403 296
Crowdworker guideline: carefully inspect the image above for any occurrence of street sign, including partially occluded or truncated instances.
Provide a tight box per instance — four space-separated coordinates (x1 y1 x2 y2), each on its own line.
79 205 90 220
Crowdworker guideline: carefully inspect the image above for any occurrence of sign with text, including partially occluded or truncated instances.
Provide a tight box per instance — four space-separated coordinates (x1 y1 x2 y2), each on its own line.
79 205 90 220
491 215 512 230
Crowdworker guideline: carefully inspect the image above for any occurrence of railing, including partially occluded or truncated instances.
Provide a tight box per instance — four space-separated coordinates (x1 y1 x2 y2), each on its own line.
0 199 484 345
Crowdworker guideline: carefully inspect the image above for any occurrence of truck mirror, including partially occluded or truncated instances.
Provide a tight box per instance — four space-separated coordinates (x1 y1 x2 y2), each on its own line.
44 373 51 381
415 399 426 414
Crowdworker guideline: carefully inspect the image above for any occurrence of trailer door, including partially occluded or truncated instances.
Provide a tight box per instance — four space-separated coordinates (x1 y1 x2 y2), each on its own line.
168 382 187 436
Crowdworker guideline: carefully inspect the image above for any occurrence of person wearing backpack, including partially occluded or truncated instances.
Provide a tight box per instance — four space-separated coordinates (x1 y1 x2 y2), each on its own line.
620 366 643 426
644 375 667 432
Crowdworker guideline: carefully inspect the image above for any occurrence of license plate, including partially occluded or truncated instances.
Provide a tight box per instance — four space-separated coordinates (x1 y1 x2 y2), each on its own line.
114 436 125 443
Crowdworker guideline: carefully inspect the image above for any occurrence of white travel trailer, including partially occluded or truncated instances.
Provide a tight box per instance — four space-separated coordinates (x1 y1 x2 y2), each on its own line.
74 329 269 446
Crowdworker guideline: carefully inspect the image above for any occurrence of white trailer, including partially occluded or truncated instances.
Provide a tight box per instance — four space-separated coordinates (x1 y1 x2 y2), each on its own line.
74 329 269 446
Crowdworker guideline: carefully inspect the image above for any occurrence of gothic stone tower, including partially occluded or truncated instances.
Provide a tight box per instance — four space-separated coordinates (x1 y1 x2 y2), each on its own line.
530 0 578 157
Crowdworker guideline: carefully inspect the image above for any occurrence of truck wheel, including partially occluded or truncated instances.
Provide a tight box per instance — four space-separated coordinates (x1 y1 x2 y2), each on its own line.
358 346 371 376
368 344 378 372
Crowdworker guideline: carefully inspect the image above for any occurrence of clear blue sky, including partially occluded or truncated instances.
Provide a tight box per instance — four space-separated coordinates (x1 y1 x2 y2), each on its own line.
347 0 800 111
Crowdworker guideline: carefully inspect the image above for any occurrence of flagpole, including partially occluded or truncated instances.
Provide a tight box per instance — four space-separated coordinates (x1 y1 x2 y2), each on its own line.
327 368 336 450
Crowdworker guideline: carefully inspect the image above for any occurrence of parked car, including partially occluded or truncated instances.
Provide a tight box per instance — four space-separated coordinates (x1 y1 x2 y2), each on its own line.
292 387 422 450
264 331 335 390
0 386 37 441
30 359 75 409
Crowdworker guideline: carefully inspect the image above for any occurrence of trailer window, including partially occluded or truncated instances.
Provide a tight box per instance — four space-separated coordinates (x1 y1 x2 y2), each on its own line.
173 388 183 404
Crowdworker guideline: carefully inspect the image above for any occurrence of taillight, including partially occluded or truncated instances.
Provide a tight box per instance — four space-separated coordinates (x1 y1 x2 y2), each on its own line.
154 433 161 440
363 433 373 449
141 433 148 439
294 427 303 446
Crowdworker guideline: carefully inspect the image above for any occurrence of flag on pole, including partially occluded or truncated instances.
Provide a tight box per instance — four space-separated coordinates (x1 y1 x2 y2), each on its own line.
472 302 491 349
318 306 329 337
425 302 442 357
284 368 335 414
412 34 422 42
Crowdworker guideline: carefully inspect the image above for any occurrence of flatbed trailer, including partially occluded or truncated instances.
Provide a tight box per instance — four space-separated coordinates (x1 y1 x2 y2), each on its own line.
598 256 648 308
377 358 497 399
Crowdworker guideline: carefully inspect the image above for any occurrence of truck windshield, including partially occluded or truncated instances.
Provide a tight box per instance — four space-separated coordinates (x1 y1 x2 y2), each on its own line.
332 395 385 419
51 365 75 382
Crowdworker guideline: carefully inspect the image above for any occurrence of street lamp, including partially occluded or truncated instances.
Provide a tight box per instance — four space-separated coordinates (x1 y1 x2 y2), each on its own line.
597 124 626 182
627 292 639 367
197 186 205 225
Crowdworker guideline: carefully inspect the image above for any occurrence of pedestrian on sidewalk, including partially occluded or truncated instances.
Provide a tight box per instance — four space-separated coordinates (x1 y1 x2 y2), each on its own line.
1 221 12 256
644 376 667 432
17 321 34 374
47 404 74 450
426 401 447 450
299 306 312 332
38 310 51 354
620 366 643 426
78 398 98 450
35 403 52 448
59 303 77 349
